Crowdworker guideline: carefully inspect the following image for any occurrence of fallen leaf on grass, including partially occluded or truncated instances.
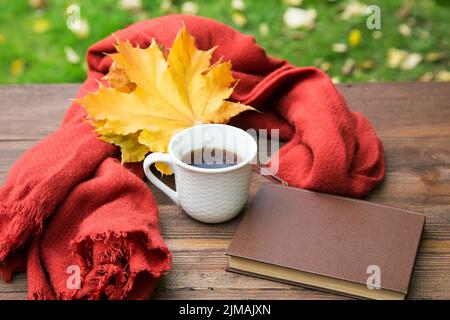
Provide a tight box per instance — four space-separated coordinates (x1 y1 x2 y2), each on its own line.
319 61 332 72
332 43 348 53
396 0 413 19
232 11 247 27
231 0 246 11
359 59 375 71
419 72 433 82
64 46 80 64
342 58 356 76
283 7 316 30
181 1 199 15
401 53 422 70
435 70 450 82
33 18 50 33
259 23 270 37
28 0 46 9
387 48 422 70
372 30 382 39
340 0 367 21
118 0 143 11
10 59 25 77
398 23 412 37
69 18 90 39
331 76 341 84
426 52 446 63
348 29 362 47
387 48 408 68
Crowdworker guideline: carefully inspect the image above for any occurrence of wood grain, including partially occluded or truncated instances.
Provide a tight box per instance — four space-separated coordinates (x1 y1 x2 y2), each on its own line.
0 83 449 300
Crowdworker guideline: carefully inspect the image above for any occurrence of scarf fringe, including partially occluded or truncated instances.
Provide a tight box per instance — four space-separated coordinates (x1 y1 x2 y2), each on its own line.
0 201 44 264
63 231 169 300
28 290 55 300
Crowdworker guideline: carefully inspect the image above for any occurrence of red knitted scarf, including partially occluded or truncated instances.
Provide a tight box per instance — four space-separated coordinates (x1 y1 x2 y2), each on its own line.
0 15 384 299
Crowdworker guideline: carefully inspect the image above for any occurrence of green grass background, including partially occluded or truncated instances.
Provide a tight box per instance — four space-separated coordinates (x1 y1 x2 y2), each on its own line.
0 0 449 84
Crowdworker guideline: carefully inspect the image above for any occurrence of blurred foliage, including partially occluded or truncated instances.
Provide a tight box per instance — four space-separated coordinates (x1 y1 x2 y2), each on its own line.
0 0 449 83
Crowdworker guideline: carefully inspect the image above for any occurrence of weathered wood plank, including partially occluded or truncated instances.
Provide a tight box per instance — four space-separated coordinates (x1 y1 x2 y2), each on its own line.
0 82 449 300
339 82 450 130
154 239 450 300
1 83 449 139
3 239 450 300
0 84 79 140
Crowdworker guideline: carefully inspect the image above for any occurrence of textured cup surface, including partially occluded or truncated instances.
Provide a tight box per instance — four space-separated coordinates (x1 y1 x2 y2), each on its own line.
174 163 252 223
144 124 257 224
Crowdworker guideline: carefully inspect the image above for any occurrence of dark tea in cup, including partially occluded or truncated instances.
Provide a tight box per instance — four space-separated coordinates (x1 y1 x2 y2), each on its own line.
181 148 242 169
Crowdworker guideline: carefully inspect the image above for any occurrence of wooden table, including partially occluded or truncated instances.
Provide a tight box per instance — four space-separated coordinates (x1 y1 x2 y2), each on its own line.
0 83 449 299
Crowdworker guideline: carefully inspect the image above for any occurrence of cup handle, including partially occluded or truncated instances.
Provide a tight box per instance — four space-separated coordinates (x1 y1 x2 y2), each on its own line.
143 153 179 205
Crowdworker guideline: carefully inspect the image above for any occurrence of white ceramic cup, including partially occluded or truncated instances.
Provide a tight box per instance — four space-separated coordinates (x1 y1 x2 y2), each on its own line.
143 124 257 223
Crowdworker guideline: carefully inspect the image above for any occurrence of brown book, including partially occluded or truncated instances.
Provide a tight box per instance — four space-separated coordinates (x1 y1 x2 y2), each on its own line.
226 184 425 300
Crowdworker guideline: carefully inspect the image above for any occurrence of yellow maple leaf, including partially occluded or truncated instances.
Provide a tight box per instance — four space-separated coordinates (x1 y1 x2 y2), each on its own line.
78 27 254 174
